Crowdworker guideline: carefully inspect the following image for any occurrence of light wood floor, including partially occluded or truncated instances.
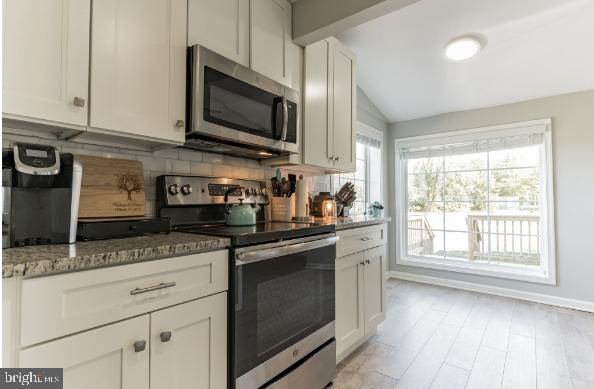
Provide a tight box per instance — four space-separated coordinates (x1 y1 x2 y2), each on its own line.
334 279 594 389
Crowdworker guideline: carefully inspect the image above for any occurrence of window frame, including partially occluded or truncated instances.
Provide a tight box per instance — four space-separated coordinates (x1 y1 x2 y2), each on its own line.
332 122 384 216
394 119 556 285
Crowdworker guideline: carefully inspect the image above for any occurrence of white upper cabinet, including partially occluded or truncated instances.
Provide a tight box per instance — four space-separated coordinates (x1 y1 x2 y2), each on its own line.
2 0 90 127
250 0 297 88
304 37 357 172
89 0 187 144
331 40 357 171
188 0 249 66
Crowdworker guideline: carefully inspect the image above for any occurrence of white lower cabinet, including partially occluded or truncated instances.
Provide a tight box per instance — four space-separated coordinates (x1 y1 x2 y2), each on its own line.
20 293 227 389
20 315 150 389
10 251 229 388
335 252 365 356
151 293 227 389
363 246 387 330
335 231 387 360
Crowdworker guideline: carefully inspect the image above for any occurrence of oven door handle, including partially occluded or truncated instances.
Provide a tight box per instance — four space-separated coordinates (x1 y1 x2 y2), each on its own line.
236 236 338 266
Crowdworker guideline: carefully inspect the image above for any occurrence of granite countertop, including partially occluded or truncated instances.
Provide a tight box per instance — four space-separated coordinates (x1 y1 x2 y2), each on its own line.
314 215 390 230
2 232 230 279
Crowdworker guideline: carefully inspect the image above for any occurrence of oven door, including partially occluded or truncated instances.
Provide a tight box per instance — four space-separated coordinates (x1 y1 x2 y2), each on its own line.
233 234 337 388
189 45 299 154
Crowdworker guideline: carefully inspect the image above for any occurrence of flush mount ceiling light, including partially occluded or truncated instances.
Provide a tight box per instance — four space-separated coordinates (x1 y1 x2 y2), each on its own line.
445 36 482 61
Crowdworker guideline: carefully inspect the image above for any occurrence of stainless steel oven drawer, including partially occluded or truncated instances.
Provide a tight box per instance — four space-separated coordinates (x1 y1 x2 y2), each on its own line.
266 340 336 389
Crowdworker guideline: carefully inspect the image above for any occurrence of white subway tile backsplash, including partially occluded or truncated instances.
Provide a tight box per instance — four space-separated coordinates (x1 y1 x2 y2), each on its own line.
178 149 203 162
136 155 166 172
202 152 224 164
190 162 213 176
212 164 232 177
3 132 333 218
165 159 190 173
152 148 179 159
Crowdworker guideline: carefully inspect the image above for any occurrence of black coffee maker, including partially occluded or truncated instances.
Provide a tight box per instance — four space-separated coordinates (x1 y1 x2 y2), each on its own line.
2 143 82 247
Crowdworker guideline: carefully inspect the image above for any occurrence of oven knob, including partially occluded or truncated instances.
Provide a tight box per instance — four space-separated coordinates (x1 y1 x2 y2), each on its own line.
168 184 179 195
181 184 193 195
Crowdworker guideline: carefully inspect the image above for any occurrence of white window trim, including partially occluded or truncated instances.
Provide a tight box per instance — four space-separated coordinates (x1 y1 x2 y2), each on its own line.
394 118 556 285
332 121 384 212
358 122 384 205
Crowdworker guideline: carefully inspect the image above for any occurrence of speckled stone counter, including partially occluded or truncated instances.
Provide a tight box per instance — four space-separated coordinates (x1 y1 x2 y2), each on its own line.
314 216 390 230
2 233 230 279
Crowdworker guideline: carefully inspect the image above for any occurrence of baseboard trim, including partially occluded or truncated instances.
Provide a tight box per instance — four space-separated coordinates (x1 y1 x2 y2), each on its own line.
388 271 594 313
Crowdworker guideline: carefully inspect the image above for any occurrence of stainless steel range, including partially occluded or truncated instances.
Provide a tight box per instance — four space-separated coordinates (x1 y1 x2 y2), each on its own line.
157 175 337 389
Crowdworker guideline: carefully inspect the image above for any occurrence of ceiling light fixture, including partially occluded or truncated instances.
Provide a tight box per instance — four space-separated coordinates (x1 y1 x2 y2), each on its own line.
445 36 482 61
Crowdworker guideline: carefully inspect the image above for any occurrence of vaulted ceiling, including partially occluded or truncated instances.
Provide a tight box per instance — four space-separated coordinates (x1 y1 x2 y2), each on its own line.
337 0 594 122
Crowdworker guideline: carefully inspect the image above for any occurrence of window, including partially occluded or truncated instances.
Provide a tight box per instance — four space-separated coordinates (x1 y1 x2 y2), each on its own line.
333 129 383 216
395 119 555 284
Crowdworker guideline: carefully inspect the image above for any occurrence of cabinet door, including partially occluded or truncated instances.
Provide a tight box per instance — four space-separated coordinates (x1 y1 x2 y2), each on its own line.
364 245 387 331
335 252 365 357
331 38 357 172
90 0 186 143
303 39 333 169
2 0 90 126
20 316 149 389
188 0 249 66
150 292 227 389
250 0 292 86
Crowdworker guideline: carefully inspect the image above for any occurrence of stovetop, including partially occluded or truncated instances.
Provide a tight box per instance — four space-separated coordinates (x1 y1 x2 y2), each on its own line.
174 221 335 246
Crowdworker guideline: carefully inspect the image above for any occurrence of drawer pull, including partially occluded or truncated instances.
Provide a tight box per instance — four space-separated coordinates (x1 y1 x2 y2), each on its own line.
365 259 371 264
360 237 374 241
130 282 176 295
160 331 172 343
133 340 146 352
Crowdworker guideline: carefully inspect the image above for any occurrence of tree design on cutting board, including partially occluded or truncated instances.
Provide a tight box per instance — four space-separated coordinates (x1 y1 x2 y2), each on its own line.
115 171 142 201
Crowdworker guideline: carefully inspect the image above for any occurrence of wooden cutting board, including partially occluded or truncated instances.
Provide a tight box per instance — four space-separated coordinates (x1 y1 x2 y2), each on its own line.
78 155 146 219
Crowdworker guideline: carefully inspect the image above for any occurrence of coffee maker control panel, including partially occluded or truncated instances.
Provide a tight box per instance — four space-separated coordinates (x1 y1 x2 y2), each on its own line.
13 143 60 175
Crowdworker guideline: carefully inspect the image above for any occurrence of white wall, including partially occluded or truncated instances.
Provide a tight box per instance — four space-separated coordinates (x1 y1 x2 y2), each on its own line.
388 89 594 303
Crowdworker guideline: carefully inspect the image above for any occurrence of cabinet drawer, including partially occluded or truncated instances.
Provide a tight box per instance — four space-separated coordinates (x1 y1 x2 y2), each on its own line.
20 250 228 347
336 224 386 258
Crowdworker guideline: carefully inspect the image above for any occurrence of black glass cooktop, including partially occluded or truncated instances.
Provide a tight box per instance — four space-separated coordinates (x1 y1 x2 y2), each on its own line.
175 221 335 246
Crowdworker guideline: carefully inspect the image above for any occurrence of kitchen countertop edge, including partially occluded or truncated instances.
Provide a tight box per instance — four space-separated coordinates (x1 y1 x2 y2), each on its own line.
2 233 230 279
314 216 391 231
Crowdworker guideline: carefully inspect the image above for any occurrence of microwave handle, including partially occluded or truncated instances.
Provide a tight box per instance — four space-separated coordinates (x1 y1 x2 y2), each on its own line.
281 96 288 141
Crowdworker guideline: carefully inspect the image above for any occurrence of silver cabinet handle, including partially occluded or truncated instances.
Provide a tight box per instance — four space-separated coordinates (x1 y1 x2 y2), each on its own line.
160 331 172 343
73 97 86 107
365 259 371 264
175 120 185 128
134 340 146 352
361 237 373 241
130 282 176 295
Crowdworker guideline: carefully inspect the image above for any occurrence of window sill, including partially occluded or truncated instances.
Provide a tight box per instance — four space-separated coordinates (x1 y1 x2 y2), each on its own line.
397 255 556 285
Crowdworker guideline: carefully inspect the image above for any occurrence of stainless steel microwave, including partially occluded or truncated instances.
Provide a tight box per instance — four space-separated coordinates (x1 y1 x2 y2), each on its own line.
185 45 300 160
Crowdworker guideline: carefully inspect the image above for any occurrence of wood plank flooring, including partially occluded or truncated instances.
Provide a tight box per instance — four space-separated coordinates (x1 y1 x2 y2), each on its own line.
334 279 594 389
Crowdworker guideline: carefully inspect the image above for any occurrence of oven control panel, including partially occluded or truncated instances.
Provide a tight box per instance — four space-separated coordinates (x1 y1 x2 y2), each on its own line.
159 175 269 206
